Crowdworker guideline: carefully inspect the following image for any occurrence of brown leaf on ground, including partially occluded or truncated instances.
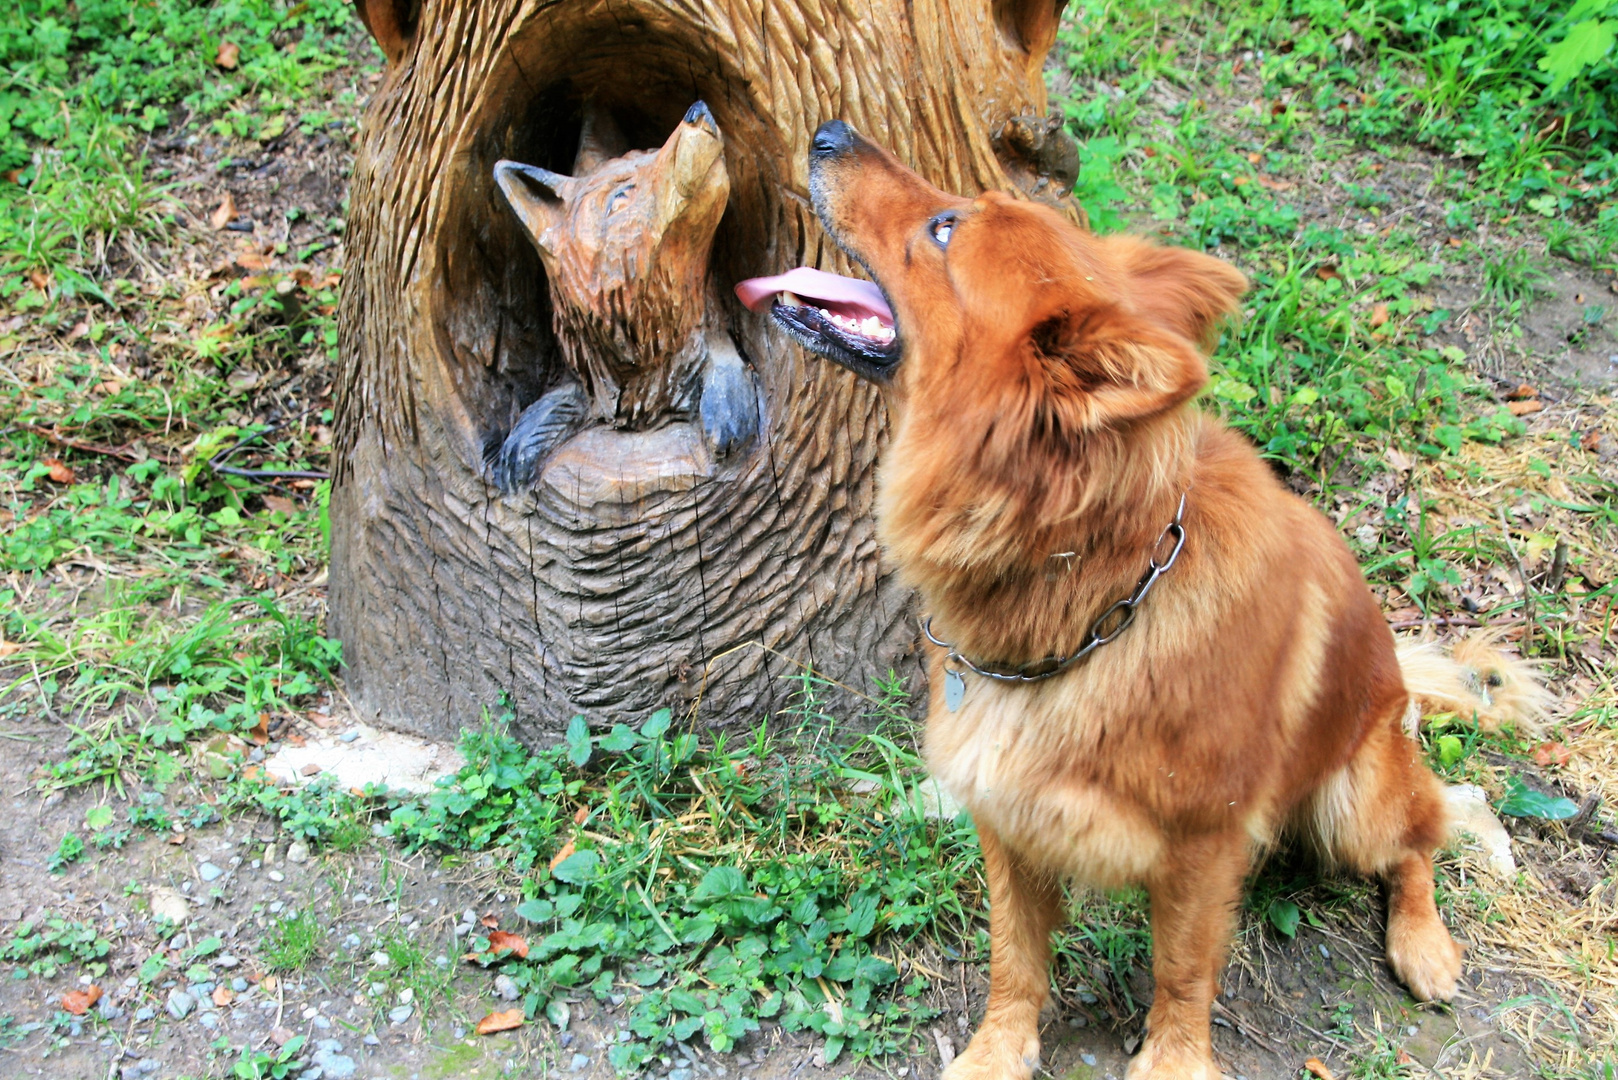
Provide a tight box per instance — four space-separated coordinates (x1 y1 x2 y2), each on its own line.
548 839 576 871
215 41 240 70
476 1009 525 1035
573 806 589 825
61 986 102 1015
28 270 51 291
1506 383 1539 400
1369 302 1389 328
1256 174 1294 191
267 1024 293 1045
262 495 296 515
1303 1059 1337 1080
0 642 23 658
212 985 234 1007
487 930 530 958
299 762 322 776
248 712 270 746
235 251 270 272
480 913 499 928
1534 741 1571 768
44 459 75 484
210 193 237 230
1315 265 1340 281
1507 399 1543 416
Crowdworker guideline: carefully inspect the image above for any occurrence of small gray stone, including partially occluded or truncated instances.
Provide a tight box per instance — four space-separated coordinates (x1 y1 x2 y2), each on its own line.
363 1034 380 1046
569 1054 591 1073
198 862 225 882
387 1005 414 1025
313 1048 358 1079
313 1015 332 1029
1081 1053 1098 1066
669 1069 693 1080
559 1031 574 1048
231 977 248 992
493 974 520 1001
339 732 360 743
134 1007 155 1022
215 954 240 969
165 990 196 1020
286 841 310 864
197 1013 219 1031
97 998 124 1021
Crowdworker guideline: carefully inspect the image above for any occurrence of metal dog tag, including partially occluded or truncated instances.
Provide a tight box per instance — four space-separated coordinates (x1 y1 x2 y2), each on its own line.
944 668 966 712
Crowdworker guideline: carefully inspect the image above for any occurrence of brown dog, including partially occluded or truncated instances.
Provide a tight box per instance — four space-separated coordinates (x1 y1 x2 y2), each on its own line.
738 123 1540 1079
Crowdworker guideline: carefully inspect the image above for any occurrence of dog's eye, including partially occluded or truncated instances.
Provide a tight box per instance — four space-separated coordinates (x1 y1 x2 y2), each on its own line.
929 212 957 247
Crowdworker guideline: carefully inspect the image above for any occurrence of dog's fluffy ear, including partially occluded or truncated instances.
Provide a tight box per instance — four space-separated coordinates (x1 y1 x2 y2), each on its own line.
1015 238 1246 435
1112 236 1248 351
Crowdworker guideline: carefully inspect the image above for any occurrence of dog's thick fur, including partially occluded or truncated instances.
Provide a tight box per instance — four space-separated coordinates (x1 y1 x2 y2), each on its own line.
796 128 1545 1080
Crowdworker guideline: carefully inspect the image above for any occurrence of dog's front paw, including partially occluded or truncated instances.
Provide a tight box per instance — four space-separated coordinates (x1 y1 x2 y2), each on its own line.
1124 1037 1226 1080
941 1024 1039 1080
1386 908 1462 1002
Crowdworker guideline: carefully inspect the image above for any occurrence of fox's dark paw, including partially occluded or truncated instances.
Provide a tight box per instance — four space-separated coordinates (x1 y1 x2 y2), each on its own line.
491 382 590 493
699 337 759 459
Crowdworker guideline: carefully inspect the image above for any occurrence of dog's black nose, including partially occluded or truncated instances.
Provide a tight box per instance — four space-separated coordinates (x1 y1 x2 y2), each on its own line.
811 121 854 159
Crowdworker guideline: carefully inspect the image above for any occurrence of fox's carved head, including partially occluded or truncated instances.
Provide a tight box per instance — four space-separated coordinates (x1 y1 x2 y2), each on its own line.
495 101 730 422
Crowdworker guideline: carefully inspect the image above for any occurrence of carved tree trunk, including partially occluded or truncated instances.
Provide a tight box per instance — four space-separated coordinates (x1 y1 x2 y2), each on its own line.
333 0 1076 743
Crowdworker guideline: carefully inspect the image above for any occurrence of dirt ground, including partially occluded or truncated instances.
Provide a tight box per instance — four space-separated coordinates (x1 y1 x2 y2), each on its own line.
0 700 1574 1080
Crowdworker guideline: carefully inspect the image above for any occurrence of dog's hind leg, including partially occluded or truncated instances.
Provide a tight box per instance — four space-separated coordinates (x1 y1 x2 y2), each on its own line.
945 824 1061 1080
1127 830 1249 1080
1305 714 1462 1002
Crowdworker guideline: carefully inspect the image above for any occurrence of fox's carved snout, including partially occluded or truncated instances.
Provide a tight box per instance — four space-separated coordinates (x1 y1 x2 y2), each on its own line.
488 101 758 493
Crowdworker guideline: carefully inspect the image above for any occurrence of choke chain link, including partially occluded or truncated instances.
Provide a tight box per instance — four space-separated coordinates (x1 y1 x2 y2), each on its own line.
922 493 1188 684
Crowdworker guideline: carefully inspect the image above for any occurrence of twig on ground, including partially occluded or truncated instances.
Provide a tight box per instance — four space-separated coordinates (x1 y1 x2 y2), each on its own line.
1497 507 1536 653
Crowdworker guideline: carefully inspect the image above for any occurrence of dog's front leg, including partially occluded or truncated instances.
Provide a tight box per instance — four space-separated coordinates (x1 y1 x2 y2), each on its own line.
945 823 1061 1080
1127 830 1250 1080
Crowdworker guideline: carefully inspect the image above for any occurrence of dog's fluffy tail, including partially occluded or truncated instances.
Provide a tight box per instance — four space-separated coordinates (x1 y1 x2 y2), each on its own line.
1396 632 1551 736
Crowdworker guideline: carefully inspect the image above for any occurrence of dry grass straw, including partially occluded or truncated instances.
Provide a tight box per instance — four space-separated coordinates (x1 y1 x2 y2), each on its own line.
1410 402 1617 1072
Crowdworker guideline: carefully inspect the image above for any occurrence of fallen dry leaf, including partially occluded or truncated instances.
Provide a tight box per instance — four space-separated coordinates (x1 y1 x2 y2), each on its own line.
215 41 240 70
1507 399 1543 416
476 1009 525 1035
1506 383 1539 400
1256 174 1295 191
248 712 270 746
299 762 322 776
1369 302 1389 328
573 806 589 826
235 251 270 272
212 985 234 1007
1303 1059 1337 1080
1384 447 1415 473
210 193 237 230
1581 430 1608 453
61 985 102 1015
1533 741 1571 768
44 458 75 484
0 642 23 658
548 839 576 872
1315 265 1340 281
28 269 51 291
480 913 500 928
486 930 530 959
262 495 296 515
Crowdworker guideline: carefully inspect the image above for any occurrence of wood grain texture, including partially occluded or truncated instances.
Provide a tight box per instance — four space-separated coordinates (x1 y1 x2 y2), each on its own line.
332 0 1074 742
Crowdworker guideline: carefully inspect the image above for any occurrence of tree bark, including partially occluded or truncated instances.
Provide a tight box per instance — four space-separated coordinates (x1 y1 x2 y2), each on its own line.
333 0 1075 743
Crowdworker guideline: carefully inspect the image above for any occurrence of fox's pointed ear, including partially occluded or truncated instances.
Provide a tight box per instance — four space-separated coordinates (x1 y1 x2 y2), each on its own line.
494 160 569 263
573 101 629 174
1109 236 1247 350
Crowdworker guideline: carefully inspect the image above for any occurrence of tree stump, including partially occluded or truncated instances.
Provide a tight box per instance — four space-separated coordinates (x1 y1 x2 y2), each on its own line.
333 0 1078 742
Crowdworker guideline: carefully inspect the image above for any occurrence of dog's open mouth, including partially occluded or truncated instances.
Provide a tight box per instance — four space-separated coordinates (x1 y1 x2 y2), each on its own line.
735 267 899 382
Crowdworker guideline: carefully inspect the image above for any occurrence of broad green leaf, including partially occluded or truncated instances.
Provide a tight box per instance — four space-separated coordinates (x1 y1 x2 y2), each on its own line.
692 866 748 902
1497 776 1578 820
515 898 554 923
599 724 639 752
550 849 601 884
85 806 114 831
1267 898 1300 939
1538 20 1616 93
565 714 592 769
640 708 672 740
1437 734 1465 767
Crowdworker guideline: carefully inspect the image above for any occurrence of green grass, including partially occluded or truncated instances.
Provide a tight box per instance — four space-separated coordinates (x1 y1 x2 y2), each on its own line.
260 907 320 973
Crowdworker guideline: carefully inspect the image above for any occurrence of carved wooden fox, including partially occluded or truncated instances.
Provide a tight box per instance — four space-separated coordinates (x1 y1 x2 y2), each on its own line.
491 101 759 492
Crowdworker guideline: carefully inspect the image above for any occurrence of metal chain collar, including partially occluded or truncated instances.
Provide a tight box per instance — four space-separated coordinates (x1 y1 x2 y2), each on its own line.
922 493 1188 684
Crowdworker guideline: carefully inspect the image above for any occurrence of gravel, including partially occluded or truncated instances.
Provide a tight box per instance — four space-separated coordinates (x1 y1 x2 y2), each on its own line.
198 862 225 882
387 1005 414 1025
165 990 196 1020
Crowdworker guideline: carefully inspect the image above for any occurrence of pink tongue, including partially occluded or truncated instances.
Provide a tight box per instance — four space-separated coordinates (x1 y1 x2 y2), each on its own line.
734 266 892 321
